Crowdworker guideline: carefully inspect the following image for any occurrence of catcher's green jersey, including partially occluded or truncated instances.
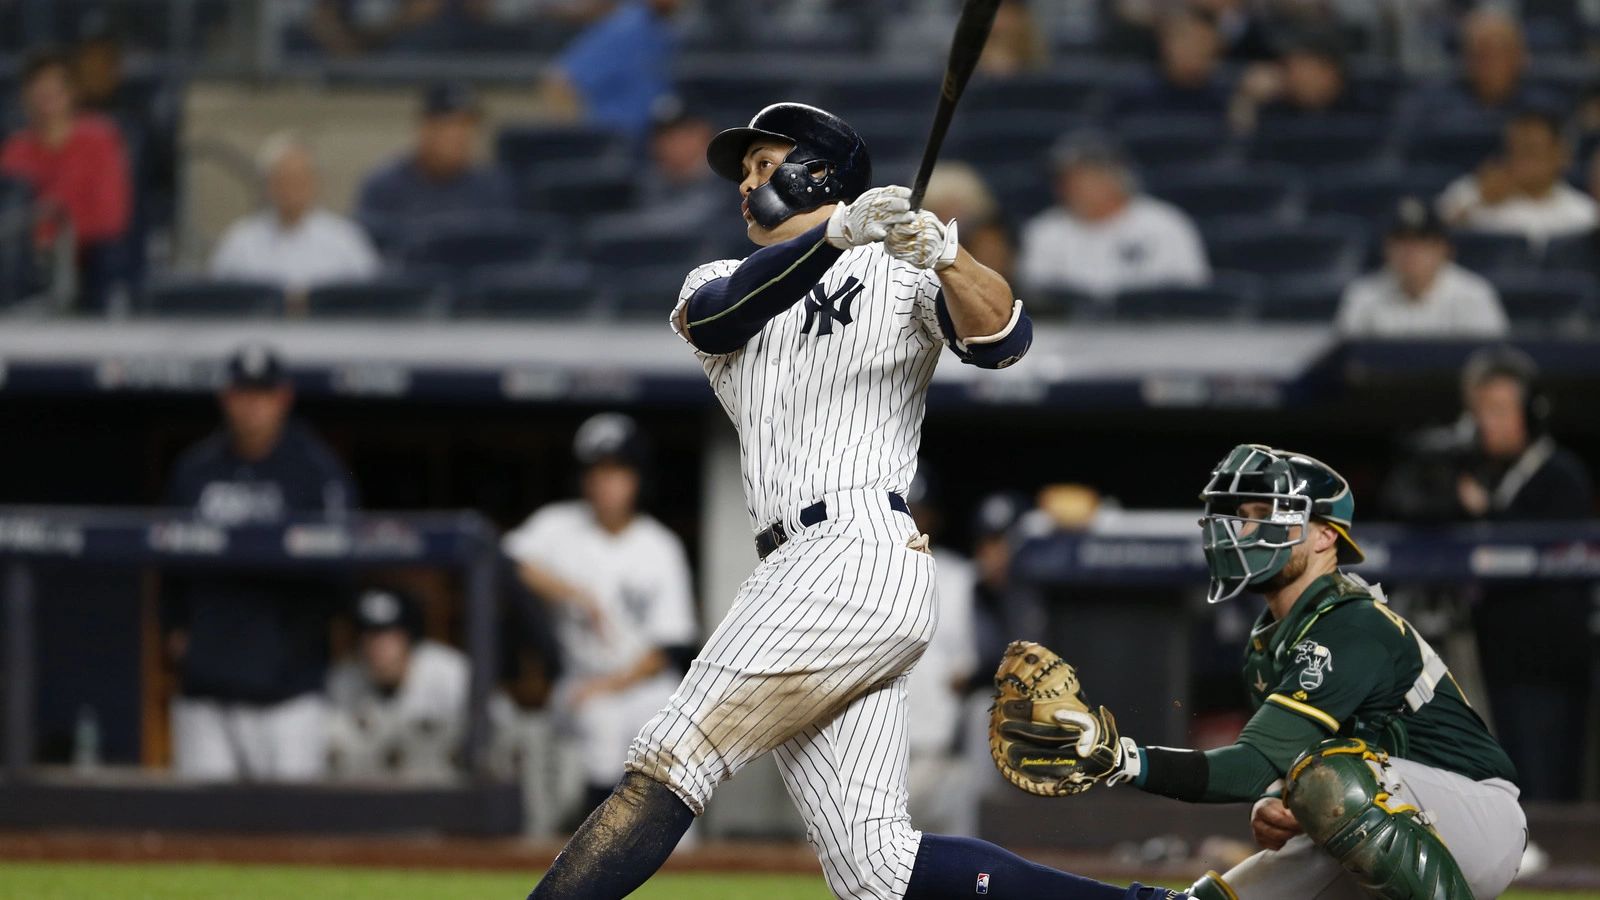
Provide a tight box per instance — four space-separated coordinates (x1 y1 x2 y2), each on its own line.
1239 572 1517 784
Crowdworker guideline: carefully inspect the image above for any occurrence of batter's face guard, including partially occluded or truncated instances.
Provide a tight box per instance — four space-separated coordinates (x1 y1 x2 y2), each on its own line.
1199 444 1363 604
706 102 871 229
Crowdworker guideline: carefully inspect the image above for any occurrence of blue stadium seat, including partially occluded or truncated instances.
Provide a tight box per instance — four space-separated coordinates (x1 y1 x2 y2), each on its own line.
1109 272 1261 322
1147 165 1302 227
1490 271 1596 334
583 215 709 272
141 278 284 318
1117 115 1235 170
1259 276 1345 323
603 265 691 319
400 215 563 272
1206 218 1366 281
1305 166 1455 222
1026 286 1100 321
964 72 1105 116
521 161 637 220
850 113 936 164
1248 117 1390 170
987 167 1057 224
949 113 1092 171
458 262 600 318
495 124 630 176
306 278 441 319
679 74 806 123
818 74 940 118
1450 231 1541 275
1543 232 1598 276
1401 122 1501 172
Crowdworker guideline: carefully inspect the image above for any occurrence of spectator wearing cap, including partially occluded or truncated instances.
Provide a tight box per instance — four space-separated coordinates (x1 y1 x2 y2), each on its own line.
355 82 516 234
1116 8 1233 117
1336 197 1508 338
1019 131 1209 298
0 46 132 309
326 587 473 781
637 95 721 226
1438 109 1599 246
501 412 696 817
210 132 380 296
162 344 359 781
540 0 680 139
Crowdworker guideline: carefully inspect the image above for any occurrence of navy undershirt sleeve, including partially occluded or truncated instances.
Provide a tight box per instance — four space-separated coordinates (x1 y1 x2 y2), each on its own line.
683 222 842 354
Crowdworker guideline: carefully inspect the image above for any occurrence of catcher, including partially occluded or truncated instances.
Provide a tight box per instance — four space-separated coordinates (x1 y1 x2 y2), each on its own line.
991 444 1525 900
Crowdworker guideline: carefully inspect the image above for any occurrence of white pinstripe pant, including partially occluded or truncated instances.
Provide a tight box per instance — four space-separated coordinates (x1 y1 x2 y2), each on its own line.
628 492 938 899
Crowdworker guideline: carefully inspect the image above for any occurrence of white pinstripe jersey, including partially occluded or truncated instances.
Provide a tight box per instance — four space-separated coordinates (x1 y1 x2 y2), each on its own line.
671 244 949 534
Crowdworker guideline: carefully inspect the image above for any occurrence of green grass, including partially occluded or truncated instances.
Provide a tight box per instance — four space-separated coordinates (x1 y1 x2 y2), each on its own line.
0 862 1592 899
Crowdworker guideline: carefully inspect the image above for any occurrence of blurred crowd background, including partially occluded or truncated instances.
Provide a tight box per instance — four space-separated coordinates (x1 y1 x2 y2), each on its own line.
1 0 1598 871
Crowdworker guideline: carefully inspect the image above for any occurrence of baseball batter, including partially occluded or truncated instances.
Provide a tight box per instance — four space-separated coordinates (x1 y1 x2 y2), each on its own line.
990 445 1525 900
530 103 1185 900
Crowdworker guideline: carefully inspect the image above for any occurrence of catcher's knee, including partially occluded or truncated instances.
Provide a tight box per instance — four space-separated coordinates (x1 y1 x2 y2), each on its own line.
1185 870 1239 900
1284 739 1471 900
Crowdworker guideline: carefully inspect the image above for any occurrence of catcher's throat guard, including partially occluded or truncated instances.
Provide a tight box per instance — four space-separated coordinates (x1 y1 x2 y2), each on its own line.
1200 444 1364 604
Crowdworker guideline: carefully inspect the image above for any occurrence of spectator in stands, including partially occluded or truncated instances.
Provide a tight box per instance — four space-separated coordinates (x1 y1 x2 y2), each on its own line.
1438 109 1599 245
1117 8 1233 117
540 0 679 140
922 162 1017 283
1336 197 1508 338
502 413 696 818
978 0 1048 76
636 95 720 225
211 133 380 295
1019 131 1209 298
355 82 515 234
326 587 470 782
163 344 359 781
0 47 131 310
1230 29 1381 133
1189 0 1278 61
1418 9 1538 123
1455 347 1594 801
305 0 498 56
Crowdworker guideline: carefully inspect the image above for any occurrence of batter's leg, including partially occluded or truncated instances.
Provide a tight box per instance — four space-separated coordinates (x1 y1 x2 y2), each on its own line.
525 770 694 900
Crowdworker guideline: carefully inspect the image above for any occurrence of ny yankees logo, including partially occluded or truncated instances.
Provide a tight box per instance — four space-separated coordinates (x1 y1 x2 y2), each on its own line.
802 277 864 336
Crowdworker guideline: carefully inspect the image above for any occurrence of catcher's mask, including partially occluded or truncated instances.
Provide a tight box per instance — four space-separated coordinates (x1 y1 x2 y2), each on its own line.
705 102 871 230
1199 444 1364 604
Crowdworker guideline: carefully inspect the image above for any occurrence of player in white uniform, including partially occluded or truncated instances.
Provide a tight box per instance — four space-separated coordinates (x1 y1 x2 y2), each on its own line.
325 587 471 781
529 103 1186 900
504 412 697 814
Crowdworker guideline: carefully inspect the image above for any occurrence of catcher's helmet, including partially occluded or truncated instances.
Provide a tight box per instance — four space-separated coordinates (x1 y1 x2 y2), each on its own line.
1199 444 1364 604
706 102 871 229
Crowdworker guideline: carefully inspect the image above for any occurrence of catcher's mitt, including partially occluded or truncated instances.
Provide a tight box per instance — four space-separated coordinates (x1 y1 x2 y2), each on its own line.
989 640 1123 797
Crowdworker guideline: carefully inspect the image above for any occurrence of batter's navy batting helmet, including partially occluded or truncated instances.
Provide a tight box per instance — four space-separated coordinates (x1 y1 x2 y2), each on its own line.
706 103 871 229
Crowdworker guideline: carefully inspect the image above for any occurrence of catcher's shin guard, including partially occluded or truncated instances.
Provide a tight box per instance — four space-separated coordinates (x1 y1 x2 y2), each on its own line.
1284 739 1472 900
1185 870 1238 900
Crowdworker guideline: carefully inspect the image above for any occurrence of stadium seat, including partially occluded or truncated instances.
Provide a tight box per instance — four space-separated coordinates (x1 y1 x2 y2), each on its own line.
1451 231 1541 275
306 278 441 319
1259 277 1346 323
1401 121 1501 172
400 215 564 272
949 113 1092 171
1109 273 1260 322
1248 117 1391 170
1491 271 1597 334
1117 115 1235 170
679 74 805 122
458 262 600 318
850 113 935 164
1543 232 1598 276
1025 285 1100 321
603 265 692 319
521 161 637 220
583 215 709 272
141 278 284 318
964 72 1105 116
495 124 630 176
818 74 940 118
1147 165 1302 227
1305 166 1455 223
987 166 1057 224
1205 218 1366 281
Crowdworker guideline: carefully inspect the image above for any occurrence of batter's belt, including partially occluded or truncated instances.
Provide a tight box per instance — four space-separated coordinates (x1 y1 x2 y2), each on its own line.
754 492 910 559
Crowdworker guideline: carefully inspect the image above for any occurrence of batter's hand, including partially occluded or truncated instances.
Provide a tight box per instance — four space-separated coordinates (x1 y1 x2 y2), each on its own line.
826 186 915 249
885 211 959 270
1250 796 1302 851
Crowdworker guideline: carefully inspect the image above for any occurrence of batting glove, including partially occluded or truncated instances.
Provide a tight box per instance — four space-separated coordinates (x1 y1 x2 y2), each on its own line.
885 210 959 271
826 185 914 249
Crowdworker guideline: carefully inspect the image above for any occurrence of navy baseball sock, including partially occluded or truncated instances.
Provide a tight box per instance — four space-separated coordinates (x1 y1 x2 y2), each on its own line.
527 772 695 899
904 834 1187 899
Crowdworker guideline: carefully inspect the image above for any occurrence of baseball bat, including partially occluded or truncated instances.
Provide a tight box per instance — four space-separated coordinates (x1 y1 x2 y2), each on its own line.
908 0 1003 210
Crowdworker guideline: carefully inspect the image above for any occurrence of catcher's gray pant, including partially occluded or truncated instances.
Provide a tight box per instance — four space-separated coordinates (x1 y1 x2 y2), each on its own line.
627 491 937 900
1216 757 1525 900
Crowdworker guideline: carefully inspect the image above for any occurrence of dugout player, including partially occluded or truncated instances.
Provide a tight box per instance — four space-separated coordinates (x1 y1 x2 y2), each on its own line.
163 344 358 780
503 412 697 817
530 102 1186 900
997 445 1525 900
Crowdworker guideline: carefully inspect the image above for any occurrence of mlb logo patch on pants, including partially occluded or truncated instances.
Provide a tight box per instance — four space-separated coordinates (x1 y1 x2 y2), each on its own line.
975 872 990 894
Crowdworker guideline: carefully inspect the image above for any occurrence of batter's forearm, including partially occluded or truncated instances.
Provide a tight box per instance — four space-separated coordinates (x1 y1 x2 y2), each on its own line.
935 248 1015 339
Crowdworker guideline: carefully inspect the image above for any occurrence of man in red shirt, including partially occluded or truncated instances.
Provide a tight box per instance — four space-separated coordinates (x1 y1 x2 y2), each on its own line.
1 47 132 309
